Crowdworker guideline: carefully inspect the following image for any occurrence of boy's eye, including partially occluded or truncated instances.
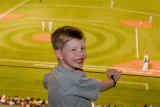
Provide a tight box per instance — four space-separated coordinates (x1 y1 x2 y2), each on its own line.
81 47 86 50
71 49 76 51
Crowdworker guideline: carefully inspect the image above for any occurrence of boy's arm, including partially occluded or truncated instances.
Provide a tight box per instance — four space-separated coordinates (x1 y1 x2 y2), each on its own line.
100 78 115 92
100 69 122 92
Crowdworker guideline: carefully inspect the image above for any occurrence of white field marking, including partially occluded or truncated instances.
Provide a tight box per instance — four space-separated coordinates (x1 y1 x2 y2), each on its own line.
33 63 156 73
22 4 107 9
0 0 29 18
34 64 106 71
34 64 56 67
34 63 137 71
22 4 160 17
0 58 57 65
84 65 113 69
84 65 159 73
26 17 115 24
136 28 139 59
112 8 160 17
34 64 158 74
122 70 153 74
0 58 160 73
83 67 106 71
34 63 107 71
118 81 149 90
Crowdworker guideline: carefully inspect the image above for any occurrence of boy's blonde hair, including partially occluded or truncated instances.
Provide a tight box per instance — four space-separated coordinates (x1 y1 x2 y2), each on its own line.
51 26 85 50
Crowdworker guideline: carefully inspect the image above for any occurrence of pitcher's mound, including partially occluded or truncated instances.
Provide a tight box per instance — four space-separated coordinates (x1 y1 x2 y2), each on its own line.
33 33 51 42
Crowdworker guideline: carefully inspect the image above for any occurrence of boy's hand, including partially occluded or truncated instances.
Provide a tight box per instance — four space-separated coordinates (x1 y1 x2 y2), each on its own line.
106 69 122 82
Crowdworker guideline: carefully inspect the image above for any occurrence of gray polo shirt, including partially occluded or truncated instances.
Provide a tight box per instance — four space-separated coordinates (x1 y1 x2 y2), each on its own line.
43 65 102 107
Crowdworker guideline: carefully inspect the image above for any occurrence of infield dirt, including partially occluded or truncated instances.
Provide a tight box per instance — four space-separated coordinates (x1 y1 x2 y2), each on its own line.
113 60 160 77
0 13 23 20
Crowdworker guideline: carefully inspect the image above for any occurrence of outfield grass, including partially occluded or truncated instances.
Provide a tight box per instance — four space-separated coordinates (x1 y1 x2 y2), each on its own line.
0 0 160 106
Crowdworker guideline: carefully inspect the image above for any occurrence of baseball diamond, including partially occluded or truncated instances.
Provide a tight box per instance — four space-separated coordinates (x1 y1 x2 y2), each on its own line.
0 0 160 106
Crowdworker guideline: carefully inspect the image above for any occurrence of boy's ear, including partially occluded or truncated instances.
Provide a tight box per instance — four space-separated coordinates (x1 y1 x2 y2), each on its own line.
54 50 63 60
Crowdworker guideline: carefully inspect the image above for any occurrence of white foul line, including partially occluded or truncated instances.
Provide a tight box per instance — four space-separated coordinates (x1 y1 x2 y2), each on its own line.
135 27 139 59
34 64 108 71
34 64 153 75
118 81 149 90
111 8 160 17
0 58 160 73
0 0 29 18
22 4 108 9
22 4 160 17
0 58 56 65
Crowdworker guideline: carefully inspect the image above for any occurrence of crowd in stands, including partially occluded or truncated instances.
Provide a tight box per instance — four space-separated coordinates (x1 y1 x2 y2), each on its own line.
0 94 154 107
0 94 47 107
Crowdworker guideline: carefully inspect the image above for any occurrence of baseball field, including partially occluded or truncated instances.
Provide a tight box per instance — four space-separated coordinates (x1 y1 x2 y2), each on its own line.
0 0 160 106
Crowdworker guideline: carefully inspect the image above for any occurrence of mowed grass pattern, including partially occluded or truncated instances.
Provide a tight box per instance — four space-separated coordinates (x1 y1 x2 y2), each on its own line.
0 0 160 106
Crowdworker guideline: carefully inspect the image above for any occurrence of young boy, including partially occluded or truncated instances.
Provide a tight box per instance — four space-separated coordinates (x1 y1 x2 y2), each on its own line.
43 26 122 107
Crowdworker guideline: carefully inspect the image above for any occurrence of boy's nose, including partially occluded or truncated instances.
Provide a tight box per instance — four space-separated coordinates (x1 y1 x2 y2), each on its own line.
77 51 83 57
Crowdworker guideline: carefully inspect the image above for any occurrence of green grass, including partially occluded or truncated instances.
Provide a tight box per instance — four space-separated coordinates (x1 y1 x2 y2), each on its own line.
0 66 48 99
0 0 160 106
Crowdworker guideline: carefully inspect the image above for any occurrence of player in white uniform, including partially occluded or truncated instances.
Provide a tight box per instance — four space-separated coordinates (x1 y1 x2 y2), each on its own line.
149 14 152 24
110 0 114 9
142 53 149 71
42 20 45 31
48 21 53 32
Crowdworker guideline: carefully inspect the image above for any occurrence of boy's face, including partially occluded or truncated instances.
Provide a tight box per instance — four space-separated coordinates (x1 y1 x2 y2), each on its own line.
58 39 87 70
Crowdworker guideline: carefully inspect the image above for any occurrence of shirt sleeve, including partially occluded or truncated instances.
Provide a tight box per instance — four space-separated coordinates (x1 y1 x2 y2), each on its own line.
71 71 102 101
43 73 51 89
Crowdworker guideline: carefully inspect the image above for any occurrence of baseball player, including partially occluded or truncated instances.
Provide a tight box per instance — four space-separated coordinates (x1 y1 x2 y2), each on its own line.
149 14 152 24
110 0 114 9
42 20 45 31
142 53 149 71
48 21 53 32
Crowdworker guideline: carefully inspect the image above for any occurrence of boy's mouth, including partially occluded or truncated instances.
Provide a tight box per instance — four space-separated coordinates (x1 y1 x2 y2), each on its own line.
75 58 84 63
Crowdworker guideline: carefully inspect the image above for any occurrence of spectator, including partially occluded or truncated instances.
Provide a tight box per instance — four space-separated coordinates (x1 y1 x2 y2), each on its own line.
0 95 48 107
9 98 15 105
41 99 46 107
144 104 147 107
43 26 122 107
14 96 18 105
0 95 6 104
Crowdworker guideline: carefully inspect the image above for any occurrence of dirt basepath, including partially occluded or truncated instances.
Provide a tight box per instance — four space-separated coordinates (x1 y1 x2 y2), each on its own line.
120 20 152 28
113 60 160 77
0 13 23 20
